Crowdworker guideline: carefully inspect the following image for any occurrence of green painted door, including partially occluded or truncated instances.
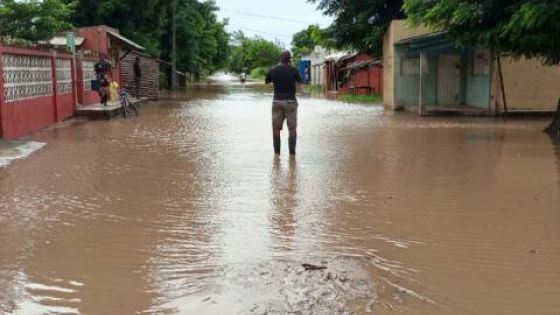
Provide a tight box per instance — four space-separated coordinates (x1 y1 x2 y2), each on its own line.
437 54 462 106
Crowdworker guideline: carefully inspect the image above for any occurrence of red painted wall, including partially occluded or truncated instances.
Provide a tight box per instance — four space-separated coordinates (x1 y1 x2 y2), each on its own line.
56 93 75 120
77 26 110 54
0 46 79 139
3 95 56 139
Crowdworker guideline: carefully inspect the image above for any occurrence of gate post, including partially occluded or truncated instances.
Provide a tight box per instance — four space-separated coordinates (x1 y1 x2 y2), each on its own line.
51 52 59 122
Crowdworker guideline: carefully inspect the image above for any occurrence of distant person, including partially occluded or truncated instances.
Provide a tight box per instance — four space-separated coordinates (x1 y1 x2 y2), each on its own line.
133 56 142 99
94 53 112 106
265 51 303 155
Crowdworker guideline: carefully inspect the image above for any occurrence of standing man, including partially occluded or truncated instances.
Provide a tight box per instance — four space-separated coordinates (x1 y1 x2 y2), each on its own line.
265 51 303 155
133 56 142 99
94 53 112 106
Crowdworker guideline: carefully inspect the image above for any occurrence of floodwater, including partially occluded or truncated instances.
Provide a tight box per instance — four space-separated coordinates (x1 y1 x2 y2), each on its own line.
1 76 560 315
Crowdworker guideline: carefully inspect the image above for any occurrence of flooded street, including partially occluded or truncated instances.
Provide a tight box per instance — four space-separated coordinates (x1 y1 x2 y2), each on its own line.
1 78 560 315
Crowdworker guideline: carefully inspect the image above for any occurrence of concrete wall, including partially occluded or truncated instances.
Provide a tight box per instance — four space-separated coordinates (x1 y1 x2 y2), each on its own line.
383 20 431 110
77 26 110 55
496 58 560 111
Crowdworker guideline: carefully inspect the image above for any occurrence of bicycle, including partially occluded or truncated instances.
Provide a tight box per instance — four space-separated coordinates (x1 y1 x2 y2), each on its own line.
118 88 138 119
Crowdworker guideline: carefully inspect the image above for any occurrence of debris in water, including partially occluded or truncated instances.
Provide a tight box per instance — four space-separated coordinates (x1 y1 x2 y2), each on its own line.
302 263 327 271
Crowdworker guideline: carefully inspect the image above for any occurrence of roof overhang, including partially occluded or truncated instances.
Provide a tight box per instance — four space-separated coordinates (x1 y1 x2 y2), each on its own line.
396 32 457 54
106 29 145 51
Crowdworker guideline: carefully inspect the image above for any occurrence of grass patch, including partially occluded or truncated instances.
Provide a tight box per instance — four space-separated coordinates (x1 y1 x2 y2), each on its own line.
303 84 324 94
337 94 382 104
250 67 268 81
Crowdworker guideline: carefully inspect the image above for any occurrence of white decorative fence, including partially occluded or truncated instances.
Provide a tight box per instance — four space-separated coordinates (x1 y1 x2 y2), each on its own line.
82 61 96 91
1 54 53 102
56 59 73 94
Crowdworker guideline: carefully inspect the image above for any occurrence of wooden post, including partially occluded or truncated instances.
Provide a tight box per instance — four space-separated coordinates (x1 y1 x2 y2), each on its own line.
496 54 508 116
419 52 424 115
171 0 177 90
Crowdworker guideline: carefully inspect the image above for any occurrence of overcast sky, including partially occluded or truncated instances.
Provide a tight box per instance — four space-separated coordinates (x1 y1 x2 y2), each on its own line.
214 0 333 48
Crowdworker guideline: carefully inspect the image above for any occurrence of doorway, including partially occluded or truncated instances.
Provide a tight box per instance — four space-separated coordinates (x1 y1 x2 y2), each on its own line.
437 54 462 106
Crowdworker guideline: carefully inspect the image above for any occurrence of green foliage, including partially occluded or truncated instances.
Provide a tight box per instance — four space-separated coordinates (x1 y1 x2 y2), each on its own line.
0 0 75 42
303 84 325 94
64 0 229 76
228 31 283 73
64 0 165 56
291 25 325 61
338 93 382 104
309 0 405 55
404 0 560 64
250 67 268 81
159 0 230 78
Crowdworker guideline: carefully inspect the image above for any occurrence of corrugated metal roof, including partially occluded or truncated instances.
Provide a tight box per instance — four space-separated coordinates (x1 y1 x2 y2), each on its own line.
106 30 145 51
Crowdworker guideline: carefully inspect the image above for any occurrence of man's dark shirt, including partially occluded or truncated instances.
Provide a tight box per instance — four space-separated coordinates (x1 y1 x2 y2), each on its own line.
94 60 112 86
265 64 303 100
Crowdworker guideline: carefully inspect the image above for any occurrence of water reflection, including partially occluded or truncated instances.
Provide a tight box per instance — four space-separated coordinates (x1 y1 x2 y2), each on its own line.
269 156 298 250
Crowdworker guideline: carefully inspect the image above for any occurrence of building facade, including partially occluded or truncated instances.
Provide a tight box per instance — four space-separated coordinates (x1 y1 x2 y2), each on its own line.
383 20 560 114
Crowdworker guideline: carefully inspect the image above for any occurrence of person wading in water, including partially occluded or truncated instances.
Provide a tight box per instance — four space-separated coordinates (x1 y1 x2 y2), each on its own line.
265 51 303 155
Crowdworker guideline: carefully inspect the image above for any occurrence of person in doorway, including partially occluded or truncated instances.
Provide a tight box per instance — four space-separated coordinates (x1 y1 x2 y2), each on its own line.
133 56 142 99
94 53 112 106
265 51 303 155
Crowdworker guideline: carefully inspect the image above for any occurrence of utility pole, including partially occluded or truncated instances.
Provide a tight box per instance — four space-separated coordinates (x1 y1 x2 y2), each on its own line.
171 0 178 90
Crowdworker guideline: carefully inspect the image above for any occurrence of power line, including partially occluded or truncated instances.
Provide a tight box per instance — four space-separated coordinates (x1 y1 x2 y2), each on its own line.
227 24 294 39
221 8 329 27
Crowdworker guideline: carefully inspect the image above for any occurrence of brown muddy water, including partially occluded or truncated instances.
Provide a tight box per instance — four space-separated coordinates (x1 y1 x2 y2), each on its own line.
1 78 560 315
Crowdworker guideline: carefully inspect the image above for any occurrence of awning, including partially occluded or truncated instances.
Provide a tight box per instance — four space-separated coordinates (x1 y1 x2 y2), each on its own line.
396 32 457 54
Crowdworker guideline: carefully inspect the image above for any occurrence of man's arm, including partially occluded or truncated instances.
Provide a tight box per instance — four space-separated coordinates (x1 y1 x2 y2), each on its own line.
295 68 303 84
265 70 272 84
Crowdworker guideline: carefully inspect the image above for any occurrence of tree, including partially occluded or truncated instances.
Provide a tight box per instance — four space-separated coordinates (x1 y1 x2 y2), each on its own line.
66 0 167 56
228 31 283 74
159 0 230 78
291 24 325 62
404 0 560 64
0 0 75 42
309 0 405 55
66 0 229 77
404 0 560 133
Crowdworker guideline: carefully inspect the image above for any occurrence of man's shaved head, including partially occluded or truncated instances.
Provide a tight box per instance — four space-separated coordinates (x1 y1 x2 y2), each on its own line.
280 51 292 64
